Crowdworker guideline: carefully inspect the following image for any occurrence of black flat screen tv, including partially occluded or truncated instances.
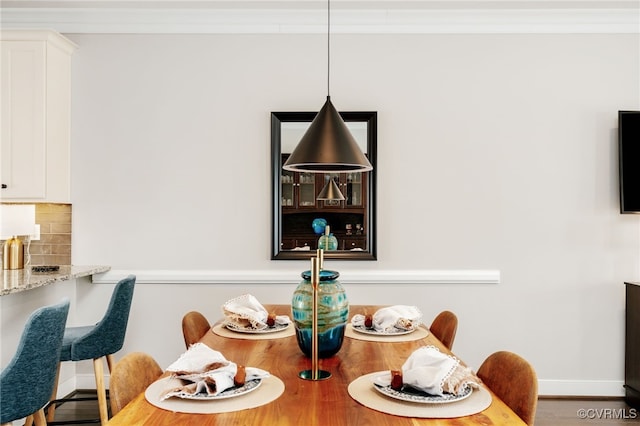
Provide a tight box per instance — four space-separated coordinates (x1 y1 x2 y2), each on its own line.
619 111 640 214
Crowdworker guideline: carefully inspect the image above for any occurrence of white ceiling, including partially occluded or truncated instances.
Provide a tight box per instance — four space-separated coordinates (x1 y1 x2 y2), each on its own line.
0 0 638 33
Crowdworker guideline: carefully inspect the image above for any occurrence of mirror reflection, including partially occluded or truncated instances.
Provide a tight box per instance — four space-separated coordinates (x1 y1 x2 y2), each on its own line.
271 111 377 260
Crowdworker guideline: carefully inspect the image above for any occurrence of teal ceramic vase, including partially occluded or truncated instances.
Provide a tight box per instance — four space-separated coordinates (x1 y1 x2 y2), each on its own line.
291 269 349 358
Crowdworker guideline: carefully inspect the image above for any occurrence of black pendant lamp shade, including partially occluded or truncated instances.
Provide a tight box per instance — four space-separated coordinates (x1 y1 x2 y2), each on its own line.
317 178 345 201
282 96 373 173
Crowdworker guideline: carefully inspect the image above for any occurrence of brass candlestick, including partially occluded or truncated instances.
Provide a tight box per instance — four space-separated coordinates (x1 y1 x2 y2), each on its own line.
299 250 331 380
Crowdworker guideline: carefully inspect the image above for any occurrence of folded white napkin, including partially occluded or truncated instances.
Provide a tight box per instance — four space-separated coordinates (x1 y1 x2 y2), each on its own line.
161 343 270 400
374 346 480 396
351 305 422 332
223 294 290 330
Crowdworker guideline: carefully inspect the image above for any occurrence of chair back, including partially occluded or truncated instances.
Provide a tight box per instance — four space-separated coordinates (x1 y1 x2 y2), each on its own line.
182 311 211 348
477 351 538 426
429 310 458 350
70 275 136 360
109 352 163 416
0 298 70 423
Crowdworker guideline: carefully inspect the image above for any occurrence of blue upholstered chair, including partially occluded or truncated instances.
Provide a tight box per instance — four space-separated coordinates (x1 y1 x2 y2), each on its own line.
0 298 70 426
47 275 136 426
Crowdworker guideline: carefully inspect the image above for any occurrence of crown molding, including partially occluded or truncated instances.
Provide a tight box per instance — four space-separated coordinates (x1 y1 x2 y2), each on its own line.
0 3 638 34
0 28 78 51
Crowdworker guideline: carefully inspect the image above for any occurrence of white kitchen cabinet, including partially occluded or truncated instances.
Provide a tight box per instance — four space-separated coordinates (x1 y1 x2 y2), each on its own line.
1 30 76 202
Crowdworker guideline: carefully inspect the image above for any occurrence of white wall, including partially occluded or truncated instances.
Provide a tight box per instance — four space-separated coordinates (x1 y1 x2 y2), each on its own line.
66 33 639 395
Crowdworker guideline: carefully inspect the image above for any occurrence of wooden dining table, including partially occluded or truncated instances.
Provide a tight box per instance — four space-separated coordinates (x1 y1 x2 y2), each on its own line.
107 305 526 425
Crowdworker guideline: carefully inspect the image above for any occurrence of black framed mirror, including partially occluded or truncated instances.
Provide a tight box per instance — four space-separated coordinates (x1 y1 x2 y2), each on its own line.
271 111 377 260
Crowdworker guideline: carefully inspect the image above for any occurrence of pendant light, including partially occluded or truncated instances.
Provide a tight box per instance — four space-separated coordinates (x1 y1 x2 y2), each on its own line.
283 0 373 174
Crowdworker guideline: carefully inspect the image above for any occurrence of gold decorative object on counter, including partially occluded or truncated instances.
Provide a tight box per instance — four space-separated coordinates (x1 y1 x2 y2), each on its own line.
1 204 36 270
3 237 24 270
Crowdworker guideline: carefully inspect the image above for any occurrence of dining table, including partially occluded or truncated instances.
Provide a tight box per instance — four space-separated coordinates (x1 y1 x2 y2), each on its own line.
107 304 526 425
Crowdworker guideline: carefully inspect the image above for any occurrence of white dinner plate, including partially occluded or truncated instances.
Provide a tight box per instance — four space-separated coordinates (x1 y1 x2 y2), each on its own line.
351 324 416 336
373 382 472 404
169 378 262 401
225 322 290 334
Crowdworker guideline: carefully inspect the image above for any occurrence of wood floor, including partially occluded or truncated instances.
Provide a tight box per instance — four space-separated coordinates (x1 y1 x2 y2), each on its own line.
38 391 640 425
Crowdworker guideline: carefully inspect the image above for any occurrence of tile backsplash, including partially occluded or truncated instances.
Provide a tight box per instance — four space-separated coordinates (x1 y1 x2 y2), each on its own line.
31 203 72 266
1 203 72 266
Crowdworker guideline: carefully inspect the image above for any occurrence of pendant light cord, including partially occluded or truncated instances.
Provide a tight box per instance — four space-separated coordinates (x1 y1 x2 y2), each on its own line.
327 0 330 98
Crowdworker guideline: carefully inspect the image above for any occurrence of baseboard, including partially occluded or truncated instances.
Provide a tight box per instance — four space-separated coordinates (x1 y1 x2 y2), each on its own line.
57 375 78 399
77 373 110 390
539 395 625 400
538 379 625 397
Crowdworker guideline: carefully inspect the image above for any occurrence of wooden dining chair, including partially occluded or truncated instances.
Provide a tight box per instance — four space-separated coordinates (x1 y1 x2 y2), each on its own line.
477 351 538 426
109 352 163 416
429 310 458 350
182 311 211 348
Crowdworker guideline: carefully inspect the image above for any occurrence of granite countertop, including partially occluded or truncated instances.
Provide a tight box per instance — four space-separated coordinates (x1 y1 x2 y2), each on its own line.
1 265 111 296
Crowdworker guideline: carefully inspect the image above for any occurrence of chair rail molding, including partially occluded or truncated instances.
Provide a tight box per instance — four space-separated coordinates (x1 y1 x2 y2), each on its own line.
91 269 500 285
0 2 638 34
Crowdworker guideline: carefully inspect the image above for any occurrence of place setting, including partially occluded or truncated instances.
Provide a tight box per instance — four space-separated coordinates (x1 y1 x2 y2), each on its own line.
348 345 492 418
346 305 429 342
145 343 285 414
212 294 295 340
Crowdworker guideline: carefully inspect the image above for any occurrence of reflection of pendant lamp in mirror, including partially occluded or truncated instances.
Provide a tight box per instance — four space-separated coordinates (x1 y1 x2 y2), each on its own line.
283 0 373 174
317 178 345 201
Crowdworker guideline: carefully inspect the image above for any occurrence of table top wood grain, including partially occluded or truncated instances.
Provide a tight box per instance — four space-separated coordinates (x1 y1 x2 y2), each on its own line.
107 305 526 425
